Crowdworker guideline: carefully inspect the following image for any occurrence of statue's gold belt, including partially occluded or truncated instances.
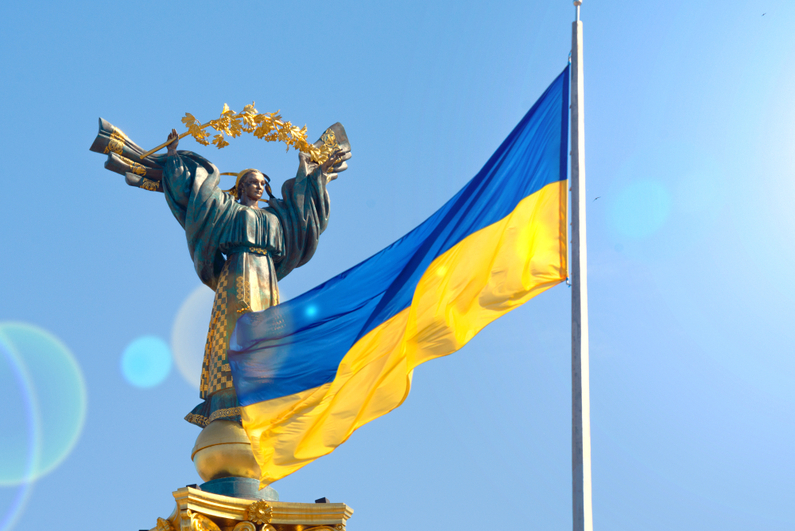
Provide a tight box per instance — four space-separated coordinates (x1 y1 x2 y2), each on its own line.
225 245 269 257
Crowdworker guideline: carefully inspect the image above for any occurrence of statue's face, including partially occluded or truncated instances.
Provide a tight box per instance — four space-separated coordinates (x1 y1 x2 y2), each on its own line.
240 172 265 202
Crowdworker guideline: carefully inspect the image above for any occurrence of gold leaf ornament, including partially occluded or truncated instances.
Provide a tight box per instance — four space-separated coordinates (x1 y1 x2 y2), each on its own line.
177 102 340 164
181 113 199 128
212 134 230 149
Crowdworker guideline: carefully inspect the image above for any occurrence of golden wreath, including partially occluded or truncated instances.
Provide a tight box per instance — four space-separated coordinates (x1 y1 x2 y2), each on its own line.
140 103 339 164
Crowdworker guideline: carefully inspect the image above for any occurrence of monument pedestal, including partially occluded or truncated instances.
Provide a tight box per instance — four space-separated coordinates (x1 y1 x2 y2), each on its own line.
147 486 353 531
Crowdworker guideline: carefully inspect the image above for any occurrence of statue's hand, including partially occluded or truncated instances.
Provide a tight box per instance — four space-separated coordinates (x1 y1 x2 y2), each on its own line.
321 149 352 183
166 129 179 155
296 149 352 184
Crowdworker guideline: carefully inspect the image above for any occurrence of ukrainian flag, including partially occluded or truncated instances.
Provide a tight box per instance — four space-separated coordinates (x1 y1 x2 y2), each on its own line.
229 66 570 486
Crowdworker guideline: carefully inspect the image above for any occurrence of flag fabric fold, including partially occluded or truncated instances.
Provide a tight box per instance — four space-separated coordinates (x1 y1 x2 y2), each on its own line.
228 66 571 486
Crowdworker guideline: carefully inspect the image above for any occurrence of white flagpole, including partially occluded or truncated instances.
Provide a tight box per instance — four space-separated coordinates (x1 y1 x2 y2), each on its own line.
570 2 593 531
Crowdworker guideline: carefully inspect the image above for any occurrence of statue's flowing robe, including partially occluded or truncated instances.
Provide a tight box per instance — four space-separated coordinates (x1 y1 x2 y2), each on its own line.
161 151 330 427
89 119 336 427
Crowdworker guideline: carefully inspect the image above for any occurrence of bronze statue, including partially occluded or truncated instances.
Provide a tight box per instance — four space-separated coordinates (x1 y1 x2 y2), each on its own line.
90 119 351 432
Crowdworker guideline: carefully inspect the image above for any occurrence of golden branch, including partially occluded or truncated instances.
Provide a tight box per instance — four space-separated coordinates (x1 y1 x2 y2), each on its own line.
139 103 338 163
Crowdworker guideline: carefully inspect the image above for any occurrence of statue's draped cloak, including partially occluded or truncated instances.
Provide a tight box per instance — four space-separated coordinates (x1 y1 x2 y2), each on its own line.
162 151 329 289
161 151 330 426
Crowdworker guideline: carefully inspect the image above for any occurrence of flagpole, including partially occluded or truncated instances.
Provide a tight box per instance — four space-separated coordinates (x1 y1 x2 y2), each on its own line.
570 2 593 531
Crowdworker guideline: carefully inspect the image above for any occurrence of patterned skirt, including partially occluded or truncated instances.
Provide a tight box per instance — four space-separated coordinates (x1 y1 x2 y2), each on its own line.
185 250 279 427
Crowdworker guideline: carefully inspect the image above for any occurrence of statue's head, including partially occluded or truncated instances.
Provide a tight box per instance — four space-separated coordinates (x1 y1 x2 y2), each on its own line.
232 169 274 203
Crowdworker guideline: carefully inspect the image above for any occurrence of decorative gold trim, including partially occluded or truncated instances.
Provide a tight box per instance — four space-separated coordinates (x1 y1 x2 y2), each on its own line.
131 161 148 175
116 153 148 176
235 275 252 314
141 177 160 191
185 406 242 428
104 128 127 155
187 510 221 531
244 500 273 525
155 516 175 531
208 407 241 423
231 522 256 531
184 413 208 427
168 486 354 530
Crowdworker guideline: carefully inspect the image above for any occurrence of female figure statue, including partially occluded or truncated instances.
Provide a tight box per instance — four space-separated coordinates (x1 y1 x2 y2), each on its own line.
90 121 351 429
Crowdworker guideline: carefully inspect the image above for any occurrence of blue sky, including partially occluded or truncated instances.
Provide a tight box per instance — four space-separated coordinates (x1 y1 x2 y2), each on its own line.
1 1 793 530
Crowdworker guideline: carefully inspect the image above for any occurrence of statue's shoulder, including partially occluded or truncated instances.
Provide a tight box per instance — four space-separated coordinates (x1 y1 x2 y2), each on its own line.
176 151 217 173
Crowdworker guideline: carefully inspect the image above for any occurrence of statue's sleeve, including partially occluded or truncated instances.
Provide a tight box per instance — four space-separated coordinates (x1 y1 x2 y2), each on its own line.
267 165 330 281
162 151 235 291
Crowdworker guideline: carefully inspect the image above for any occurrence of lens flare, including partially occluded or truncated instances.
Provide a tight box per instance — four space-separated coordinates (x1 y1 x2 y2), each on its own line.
171 285 215 389
0 335 39 531
604 141 725 261
121 336 172 388
0 323 86 489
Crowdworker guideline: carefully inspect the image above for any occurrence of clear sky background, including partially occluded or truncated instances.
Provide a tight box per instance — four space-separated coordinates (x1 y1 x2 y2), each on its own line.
1 1 793 530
